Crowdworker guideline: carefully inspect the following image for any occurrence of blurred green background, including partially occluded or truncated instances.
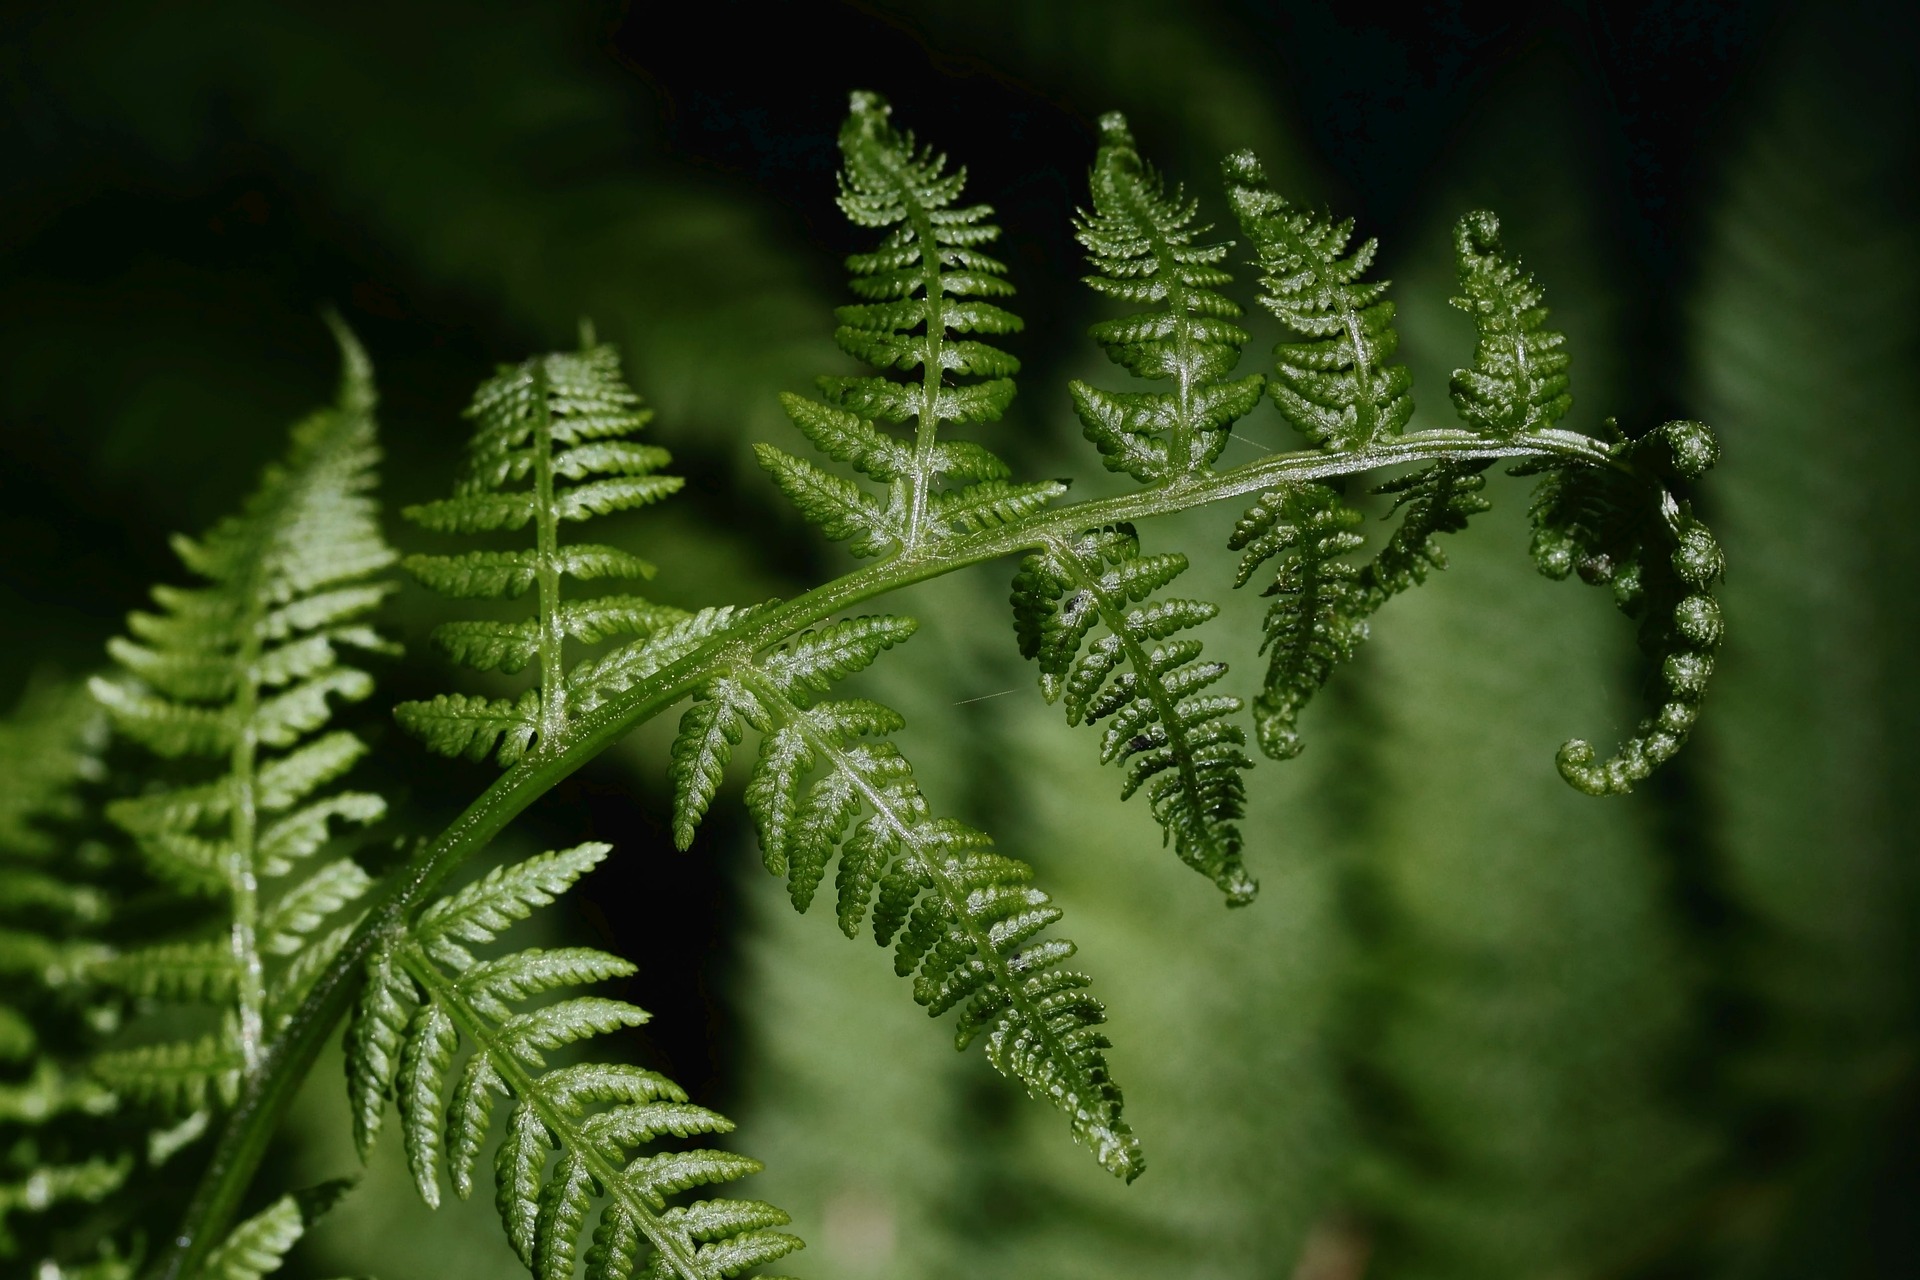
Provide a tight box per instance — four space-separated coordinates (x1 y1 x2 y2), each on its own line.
4 1 1917 1276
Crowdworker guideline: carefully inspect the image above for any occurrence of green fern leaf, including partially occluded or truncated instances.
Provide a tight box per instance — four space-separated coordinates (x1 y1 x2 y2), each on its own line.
415 843 611 957
1071 113 1264 480
1449 209 1574 436
89 316 395 1127
670 679 769 850
199 1179 351 1280
773 91 1038 555
403 338 683 766
565 604 772 719
1013 524 1256 903
345 847 805 1280
1224 149 1413 450
731 643 1143 1179
1228 484 1370 760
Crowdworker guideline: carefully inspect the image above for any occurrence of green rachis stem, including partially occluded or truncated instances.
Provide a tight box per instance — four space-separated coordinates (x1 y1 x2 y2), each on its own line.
144 422 1619 1280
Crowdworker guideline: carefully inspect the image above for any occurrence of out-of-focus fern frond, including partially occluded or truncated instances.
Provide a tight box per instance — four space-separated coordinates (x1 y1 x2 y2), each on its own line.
0 686 128 1267
346 843 805 1280
399 335 691 766
89 316 395 1115
757 92 1064 556
1070 112 1263 481
199 1179 351 1280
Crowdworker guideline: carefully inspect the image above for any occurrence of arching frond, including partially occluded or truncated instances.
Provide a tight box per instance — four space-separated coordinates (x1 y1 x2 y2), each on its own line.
399 334 691 767
758 91 1063 555
88 316 395 1121
1070 113 1263 481
1013 525 1256 904
1223 150 1413 450
346 844 805 1280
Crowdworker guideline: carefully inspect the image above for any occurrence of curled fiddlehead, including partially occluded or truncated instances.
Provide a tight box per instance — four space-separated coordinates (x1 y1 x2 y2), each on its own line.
1454 211 1723 794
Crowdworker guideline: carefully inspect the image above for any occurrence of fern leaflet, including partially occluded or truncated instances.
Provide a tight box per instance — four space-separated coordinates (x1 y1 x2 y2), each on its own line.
0 686 129 1266
89 316 395 1116
666 615 1143 1180
1223 149 1413 451
346 843 804 1280
757 91 1064 556
399 331 690 766
1070 112 1264 481
1012 526 1256 903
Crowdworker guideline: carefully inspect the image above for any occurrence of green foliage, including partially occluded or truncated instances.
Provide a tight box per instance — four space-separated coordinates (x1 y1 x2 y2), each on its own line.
1012 526 1255 903
667 614 1143 1180
0 686 127 1264
1069 112 1264 481
1 55 1752 1280
1224 149 1413 451
88 319 396 1119
199 1181 350 1280
347 843 804 1280
756 91 1064 556
398 334 688 766
1519 416 1723 794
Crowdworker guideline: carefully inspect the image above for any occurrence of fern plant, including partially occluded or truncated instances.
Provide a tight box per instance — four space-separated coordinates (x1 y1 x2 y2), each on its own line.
3 88 1724 1280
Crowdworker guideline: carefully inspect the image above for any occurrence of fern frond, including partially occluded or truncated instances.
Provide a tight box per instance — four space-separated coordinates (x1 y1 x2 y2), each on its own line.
660 611 1142 1178
89 315 394 1103
0 685 133 1265
1449 210 1573 436
1070 113 1264 481
400 337 689 766
1013 525 1256 903
1228 485 1371 761
1520 417 1724 794
765 91 1058 555
346 844 805 1280
1224 150 1413 450
198 1179 352 1280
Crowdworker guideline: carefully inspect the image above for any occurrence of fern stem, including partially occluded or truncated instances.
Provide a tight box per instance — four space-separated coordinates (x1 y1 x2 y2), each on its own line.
532 362 567 747
906 204 944 550
227 635 268 1076
145 422 1620 1280
393 945 712 1280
